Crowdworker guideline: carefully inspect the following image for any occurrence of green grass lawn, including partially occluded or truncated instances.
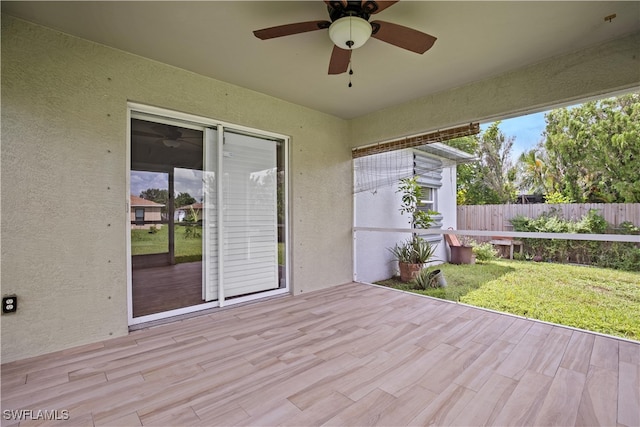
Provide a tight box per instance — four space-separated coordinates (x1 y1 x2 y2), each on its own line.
376 260 640 341
131 225 202 263
131 227 286 265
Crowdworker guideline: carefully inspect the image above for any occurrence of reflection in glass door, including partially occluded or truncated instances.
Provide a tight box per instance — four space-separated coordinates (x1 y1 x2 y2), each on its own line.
130 116 206 318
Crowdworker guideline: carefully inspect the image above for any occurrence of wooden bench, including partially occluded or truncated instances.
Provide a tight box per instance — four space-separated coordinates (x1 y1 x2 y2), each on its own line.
489 237 523 259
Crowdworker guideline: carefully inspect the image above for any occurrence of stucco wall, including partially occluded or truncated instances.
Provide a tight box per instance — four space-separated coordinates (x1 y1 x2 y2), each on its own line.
354 183 406 283
1 16 351 362
349 31 640 148
354 156 457 283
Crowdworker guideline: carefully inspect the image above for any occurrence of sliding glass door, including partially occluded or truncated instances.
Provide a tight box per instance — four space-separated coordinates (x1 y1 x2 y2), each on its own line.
203 129 281 303
221 130 279 299
129 105 288 323
203 128 219 302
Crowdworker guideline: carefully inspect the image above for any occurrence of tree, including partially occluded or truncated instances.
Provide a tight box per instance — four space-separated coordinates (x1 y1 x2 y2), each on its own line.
445 136 477 205
447 123 517 205
476 122 516 203
542 93 640 202
139 188 169 218
516 146 551 195
175 192 196 209
139 188 168 205
140 188 169 206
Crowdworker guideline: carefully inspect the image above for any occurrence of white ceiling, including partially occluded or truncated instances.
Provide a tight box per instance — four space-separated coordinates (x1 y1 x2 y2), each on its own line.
3 1 639 119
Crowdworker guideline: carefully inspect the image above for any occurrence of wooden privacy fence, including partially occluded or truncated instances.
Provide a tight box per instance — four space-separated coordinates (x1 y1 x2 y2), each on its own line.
457 203 640 233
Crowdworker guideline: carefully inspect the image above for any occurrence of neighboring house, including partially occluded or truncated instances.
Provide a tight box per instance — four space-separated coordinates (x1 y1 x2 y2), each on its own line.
176 202 203 222
1 9 637 363
354 144 475 283
130 195 164 229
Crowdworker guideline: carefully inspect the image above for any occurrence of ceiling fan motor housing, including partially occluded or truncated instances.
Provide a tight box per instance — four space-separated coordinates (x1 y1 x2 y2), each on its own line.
327 1 373 22
329 16 372 49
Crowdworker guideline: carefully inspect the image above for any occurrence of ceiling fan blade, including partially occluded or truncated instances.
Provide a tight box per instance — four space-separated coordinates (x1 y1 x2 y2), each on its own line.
328 46 351 75
133 130 164 139
152 124 182 140
370 20 437 54
177 138 202 147
253 21 331 40
362 1 398 14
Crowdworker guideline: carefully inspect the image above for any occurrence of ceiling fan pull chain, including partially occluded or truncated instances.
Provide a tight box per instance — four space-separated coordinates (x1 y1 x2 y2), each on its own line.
348 61 354 88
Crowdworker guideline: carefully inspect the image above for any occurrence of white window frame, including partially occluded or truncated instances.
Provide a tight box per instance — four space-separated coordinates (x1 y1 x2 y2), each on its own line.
420 186 437 213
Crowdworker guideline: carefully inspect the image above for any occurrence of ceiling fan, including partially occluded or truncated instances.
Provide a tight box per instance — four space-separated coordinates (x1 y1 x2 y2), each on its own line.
253 1 437 75
132 122 202 149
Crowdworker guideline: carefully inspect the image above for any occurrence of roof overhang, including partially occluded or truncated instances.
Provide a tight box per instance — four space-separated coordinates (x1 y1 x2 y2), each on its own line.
415 142 477 164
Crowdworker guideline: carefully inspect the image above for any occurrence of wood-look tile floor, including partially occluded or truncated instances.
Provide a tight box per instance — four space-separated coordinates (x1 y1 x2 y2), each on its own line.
132 262 203 318
2 282 639 426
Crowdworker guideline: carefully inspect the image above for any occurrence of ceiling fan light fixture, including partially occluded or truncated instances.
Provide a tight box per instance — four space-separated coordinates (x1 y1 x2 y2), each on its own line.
328 16 372 50
162 139 181 148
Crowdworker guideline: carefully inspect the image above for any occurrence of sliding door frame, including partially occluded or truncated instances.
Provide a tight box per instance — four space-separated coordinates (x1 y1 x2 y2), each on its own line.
126 103 290 326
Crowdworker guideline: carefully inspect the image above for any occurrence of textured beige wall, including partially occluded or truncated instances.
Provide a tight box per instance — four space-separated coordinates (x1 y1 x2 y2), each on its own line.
1 16 351 362
350 31 640 148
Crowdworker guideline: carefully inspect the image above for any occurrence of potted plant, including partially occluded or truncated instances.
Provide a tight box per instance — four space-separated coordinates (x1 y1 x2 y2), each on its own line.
388 177 441 281
388 236 438 282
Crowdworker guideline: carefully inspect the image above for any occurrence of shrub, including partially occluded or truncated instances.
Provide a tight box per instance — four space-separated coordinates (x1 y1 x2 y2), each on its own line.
596 243 640 272
576 209 608 234
413 267 445 290
619 221 640 235
512 252 534 261
183 206 201 239
544 191 573 204
511 211 573 262
511 209 640 271
413 268 433 290
472 242 498 262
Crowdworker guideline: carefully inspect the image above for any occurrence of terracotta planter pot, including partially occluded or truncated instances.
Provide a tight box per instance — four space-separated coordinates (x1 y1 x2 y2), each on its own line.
399 262 423 282
450 246 475 264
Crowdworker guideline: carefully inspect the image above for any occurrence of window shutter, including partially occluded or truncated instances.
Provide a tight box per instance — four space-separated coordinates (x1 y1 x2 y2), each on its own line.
414 153 443 188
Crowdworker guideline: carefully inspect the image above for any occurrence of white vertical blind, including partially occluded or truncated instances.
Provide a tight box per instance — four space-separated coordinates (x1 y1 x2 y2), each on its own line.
222 131 278 297
203 128 219 302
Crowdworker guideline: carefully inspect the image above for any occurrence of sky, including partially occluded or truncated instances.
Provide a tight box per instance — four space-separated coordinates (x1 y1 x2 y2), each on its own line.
480 111 548 161
130 168 204 201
